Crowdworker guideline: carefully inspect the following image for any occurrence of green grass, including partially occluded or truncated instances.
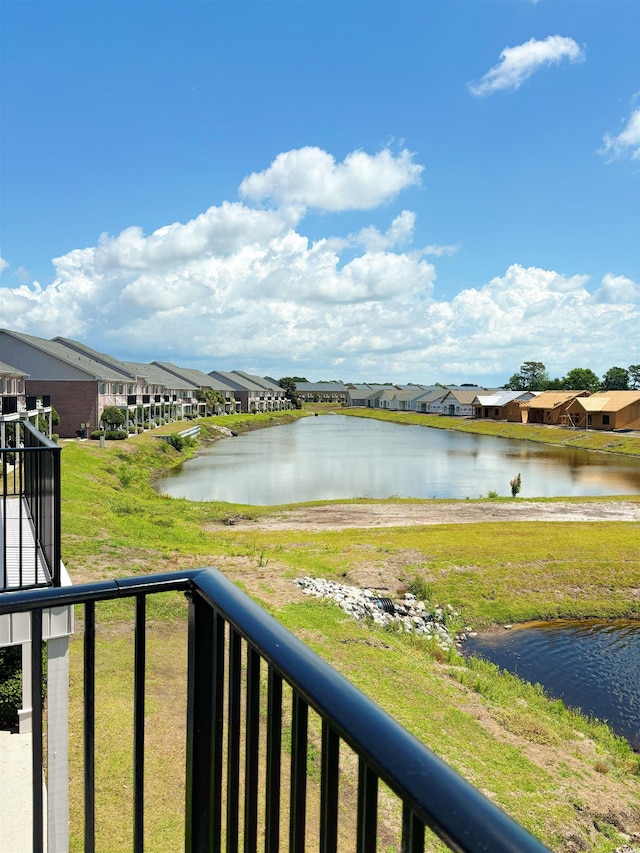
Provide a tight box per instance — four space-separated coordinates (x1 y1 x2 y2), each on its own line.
211 520 640 625
57 414 640 851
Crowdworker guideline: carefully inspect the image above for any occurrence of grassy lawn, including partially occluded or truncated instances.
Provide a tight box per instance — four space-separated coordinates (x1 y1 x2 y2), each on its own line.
57 414 640 851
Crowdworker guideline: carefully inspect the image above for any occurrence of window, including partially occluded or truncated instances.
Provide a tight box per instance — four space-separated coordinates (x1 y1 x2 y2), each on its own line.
603 414 610 425
99 383 106 394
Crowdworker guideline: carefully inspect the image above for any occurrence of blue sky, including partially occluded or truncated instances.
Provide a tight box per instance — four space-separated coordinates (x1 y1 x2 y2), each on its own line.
1 0 638 385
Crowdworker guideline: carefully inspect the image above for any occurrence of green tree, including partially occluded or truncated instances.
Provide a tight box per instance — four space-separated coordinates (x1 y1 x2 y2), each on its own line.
100 406 126 429
37 407 60 436
279 377 302 409
628 364 640 390
545 377 564 390
196 389 226 414
506 361 549 391
562 368 601 393
601 366 629 391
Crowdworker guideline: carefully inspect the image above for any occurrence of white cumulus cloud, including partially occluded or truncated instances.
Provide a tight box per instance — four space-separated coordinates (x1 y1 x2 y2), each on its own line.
0 257 9 275
0 146 637 383
593 273 640 304
600 106 640 162
468 35 585 96
239 146 423 210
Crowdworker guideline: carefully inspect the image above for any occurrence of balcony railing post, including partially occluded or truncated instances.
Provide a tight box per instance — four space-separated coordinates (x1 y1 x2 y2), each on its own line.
52 442 61 586
84 601 96 853
402 803 425 853
185 590 215 853
265 668 283 853
244 646 261 851
320 721 339 853
211 611 226 851
31 609 44 853
356 758 378 853
289 693 308 853
226 628 242 852
134 595 146 853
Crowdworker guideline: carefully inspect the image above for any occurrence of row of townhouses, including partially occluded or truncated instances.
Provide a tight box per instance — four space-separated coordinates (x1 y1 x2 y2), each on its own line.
0 329 291 438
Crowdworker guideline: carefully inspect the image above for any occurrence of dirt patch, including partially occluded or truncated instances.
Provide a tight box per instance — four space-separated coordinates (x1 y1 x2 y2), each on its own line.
214 500 640 531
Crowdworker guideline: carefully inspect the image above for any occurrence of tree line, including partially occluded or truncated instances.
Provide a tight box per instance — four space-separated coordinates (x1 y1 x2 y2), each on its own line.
505 362 640 393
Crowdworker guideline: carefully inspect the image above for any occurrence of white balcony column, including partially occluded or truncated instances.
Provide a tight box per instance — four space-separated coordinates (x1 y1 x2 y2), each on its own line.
47 636 70 853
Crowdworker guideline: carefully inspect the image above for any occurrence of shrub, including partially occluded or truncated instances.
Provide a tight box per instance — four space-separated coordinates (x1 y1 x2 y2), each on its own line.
0 647 22 728
104 430 128 441
510 473 522 498
0 645 47 729
100 406 126 429
90 430 105 440
165 434 185 451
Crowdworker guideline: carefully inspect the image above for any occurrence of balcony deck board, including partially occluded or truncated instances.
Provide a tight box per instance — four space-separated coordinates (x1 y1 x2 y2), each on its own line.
1 497 50 591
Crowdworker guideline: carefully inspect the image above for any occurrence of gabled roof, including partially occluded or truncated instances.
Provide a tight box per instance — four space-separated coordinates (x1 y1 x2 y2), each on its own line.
0 329 133 381
209 370 271 393
233 370 281 392
576 391 640 412
54 338 200 390
525 390 589 409
379 388 427 402
413 388 449 403
473 391 533 407
0 359 28 378
394 384 434 392
347 384 384 400
153 362 235 392
129 360 199 389
53 337 143 381
442 388 487 405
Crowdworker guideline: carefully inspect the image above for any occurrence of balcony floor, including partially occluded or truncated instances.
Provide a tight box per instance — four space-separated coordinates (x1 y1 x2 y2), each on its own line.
1 497 49 591
0 730 46 852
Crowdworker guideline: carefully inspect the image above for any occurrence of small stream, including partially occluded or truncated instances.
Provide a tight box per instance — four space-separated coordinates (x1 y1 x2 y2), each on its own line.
463 619 640 750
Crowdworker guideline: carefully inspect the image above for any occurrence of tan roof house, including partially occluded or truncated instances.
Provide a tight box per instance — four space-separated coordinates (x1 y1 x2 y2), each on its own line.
519 390 590 425
565 391 640 431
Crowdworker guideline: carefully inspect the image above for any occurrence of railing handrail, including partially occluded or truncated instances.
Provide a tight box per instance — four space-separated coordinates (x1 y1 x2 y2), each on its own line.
2 422 61 588
0 568 549 852
19 420 60 451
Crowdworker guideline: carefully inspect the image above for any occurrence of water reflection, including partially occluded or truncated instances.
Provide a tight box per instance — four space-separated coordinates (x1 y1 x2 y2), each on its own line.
463 620 640 750
156 415 640 504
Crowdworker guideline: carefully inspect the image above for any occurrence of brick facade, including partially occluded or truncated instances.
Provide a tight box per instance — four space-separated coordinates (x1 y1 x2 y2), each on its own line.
27 380 99 437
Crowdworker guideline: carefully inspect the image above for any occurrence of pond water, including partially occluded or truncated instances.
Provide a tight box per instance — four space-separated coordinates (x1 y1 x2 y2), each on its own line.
463 620 640 750
156 415 640 505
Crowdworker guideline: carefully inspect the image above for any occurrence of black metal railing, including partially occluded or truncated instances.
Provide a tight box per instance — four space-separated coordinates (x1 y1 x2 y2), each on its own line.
1 421 61 590
0 568 549 853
